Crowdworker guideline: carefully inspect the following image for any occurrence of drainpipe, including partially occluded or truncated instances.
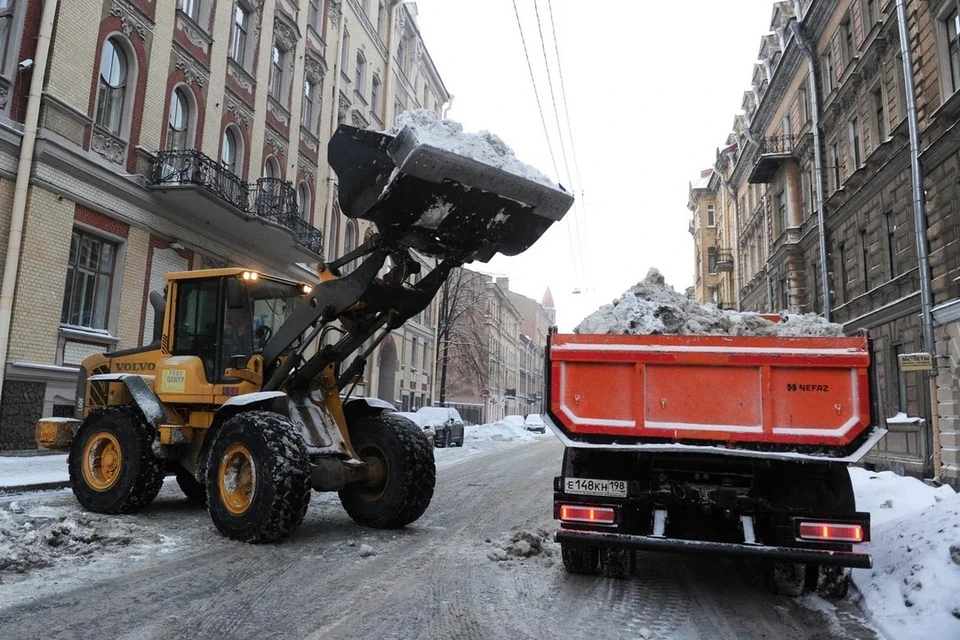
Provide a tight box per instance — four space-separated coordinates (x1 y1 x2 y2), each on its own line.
791 1 831 322
895 0 935 359
896 0 938 477
0 0 59 396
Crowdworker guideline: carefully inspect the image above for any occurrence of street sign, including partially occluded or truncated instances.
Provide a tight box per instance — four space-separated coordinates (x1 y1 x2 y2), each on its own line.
898 352 934 371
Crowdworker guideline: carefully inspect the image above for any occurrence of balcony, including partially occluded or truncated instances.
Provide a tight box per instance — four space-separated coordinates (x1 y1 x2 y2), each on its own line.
748 135 799 184
715 249 734 272
149 150 324 263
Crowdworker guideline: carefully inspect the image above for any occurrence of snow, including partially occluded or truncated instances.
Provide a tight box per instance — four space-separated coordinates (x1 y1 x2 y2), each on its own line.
885 412 925 425
0 454 68 489
389 110 556 188
415 200 454 230
850 467 960 638
434 420 550 469
576 268 844 337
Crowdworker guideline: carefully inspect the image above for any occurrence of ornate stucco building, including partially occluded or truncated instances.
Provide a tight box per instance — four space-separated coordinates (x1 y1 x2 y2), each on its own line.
0 0 449 449
689 0 960 488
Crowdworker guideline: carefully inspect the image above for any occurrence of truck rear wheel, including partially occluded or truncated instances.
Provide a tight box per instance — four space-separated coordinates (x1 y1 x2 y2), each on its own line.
600 547 635 579
816 565 852 599
767 562 806 597
561 543 599 575
69 406 165 514
205 411 311 543
339 412 435 528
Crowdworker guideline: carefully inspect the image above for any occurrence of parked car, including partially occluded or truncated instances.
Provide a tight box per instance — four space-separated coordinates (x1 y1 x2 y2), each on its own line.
523 413 546 433
415 406 465 448
396 411 434 447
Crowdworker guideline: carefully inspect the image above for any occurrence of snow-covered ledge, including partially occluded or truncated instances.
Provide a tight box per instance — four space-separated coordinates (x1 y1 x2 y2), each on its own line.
932 299 960 325
886 412 925 426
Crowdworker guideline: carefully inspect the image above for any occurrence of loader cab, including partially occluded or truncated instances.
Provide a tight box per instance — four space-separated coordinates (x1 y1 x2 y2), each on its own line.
166 270 307 384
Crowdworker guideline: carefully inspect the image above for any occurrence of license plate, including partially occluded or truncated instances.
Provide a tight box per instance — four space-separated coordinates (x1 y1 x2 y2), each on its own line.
564 477 628 498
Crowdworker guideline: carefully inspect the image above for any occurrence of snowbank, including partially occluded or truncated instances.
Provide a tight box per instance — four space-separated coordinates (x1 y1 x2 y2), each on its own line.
0 454 68 489
576 269 843 337
434 420 548 469
389 110 556 187
850 467 960 638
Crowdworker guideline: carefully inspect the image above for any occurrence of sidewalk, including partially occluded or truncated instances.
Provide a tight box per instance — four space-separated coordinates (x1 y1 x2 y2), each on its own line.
0 453 69 493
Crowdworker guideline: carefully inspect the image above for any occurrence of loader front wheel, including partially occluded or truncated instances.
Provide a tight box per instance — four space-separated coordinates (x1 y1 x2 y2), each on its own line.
205 411 311 543
339 412 435 528
69 406 165 514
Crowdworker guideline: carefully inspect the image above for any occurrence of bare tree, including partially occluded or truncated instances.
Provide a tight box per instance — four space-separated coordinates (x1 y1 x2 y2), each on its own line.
437 267 492 404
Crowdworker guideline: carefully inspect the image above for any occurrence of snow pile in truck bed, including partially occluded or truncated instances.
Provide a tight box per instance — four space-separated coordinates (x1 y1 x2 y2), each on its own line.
389 110 556 188
850 467 960 639
575 268 844 337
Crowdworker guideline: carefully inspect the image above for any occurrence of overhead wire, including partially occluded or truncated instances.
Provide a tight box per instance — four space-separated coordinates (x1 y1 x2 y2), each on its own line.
511 0 581 285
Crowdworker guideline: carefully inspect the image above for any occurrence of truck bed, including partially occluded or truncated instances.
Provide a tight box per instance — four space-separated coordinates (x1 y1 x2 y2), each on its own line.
547 331 877 455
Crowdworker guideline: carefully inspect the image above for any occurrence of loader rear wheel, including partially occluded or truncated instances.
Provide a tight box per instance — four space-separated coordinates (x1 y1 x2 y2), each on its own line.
205 411 311 543
561 543 599 575
175 465 206 505
69 406 165 514
339 412 435 529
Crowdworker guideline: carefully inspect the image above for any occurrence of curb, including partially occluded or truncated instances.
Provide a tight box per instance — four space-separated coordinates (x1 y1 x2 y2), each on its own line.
0 481 71 494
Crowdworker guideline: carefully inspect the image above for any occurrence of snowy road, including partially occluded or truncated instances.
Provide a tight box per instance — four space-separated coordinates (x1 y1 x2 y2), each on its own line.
1 436 881 639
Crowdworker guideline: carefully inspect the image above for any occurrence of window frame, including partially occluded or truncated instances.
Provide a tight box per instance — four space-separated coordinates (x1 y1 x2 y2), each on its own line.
269 43 286 102
0 0 16 76
849 115 862 169
371 75 382 119
355 52 366 93
221 124 243 176
938 3 960 97
301 78 315 129
166 85 193 151
61 228 119 332
95 36 130 137
230 2 251 68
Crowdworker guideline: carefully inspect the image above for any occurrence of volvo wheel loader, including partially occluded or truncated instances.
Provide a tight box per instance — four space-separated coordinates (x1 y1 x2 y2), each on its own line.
35 123 574 543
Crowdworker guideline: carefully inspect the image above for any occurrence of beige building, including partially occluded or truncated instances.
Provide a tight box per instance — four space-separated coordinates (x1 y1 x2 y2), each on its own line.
690 0 960 488
0 0 449 449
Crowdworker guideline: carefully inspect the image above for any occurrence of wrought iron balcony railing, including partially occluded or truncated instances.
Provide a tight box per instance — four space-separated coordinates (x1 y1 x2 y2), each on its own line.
757 134 799 156
749 135 801 184
150 150 324 257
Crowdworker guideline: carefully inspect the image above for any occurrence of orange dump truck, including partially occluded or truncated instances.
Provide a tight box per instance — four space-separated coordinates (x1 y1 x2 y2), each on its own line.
546 329 886 597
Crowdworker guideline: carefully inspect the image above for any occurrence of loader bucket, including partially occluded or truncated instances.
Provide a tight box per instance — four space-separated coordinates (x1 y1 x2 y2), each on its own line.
328 124 574 263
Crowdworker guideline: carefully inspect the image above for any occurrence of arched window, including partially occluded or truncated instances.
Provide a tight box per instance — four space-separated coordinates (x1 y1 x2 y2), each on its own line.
166 87 190 150
262 155 280 180
371 76 381 119
297 181 311 221
302 79 315 129
221 125 242 174
96 37 128 135
328 204 341 258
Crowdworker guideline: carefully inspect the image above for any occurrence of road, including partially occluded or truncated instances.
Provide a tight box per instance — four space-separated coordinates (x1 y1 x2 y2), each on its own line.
0 437 881 639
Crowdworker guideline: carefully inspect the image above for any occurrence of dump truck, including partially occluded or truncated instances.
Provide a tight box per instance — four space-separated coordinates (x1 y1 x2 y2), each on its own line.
35 123 573 543
546 328 886 597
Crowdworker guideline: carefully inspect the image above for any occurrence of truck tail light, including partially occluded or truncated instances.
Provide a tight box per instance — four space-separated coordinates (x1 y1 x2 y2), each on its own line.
559 505 615 524
798 522 864 543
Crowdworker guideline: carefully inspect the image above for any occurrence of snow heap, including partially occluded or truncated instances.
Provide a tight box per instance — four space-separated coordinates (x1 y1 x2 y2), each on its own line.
388 110 557 188
486 529 555 566
850 468 960 639
576 268 844 337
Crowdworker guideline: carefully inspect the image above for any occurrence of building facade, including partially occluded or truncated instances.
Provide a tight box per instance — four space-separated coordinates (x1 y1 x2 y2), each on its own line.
689 0 960 487
0 0 449 449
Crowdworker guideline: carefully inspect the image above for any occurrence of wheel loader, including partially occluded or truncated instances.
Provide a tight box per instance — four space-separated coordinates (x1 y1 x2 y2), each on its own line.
35 123 574 543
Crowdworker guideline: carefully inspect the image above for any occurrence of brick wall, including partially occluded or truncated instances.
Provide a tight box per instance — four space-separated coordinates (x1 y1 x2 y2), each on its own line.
0 380 44 450
138 0 176 152
7 187 74 364
45 0 100 113
116 226 150 351
0 177 16 276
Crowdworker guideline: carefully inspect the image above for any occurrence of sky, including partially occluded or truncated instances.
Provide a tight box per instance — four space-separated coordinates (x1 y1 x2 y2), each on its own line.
411 0 778 331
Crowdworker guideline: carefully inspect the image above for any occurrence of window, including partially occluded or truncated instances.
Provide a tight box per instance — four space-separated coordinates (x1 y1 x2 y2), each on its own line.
894 53 907 121
946 7 960 94
706 204 715 227
371 76 381 117
302 79 315 129
780 277 789 311
269 45 285 101
886 211 899 278
343 221 358 273
891 343 908 412
96 37 127 136
308 0 322 32
872 86 887 141
707 247 717 273
838 243 848 303
355 52 366 91
812 262 821 313
841 19 854 67
377 1 387 40
0 0 13 73
182 0 201 21
823 49 835 93
230 4 249 66
798 86 808 123
865 0 878 26
172 278 219 381
61 230 118 330
829 141 841 189
775 190 787 233
861 229 871 291
221 125 240 174
341 30 350 76
166 87 190 151
297 182 311 221
262 155 280 180
328 206 341 258
849 116 862 169
397 37 407 75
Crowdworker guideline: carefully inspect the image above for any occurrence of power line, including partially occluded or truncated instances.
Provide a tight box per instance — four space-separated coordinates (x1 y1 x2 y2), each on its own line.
532 0 587 288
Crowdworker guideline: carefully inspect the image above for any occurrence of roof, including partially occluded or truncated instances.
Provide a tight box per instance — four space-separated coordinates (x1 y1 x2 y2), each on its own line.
542 287 555 309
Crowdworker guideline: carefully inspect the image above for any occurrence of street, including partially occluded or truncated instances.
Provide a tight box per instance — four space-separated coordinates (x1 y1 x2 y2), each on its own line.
0 436 881 640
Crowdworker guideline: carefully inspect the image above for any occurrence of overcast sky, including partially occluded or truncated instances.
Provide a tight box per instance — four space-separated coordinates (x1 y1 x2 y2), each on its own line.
412 0 777 331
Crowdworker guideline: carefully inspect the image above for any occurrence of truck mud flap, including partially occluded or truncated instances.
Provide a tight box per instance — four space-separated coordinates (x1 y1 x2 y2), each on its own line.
328 125 574 263
555 528 872 569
